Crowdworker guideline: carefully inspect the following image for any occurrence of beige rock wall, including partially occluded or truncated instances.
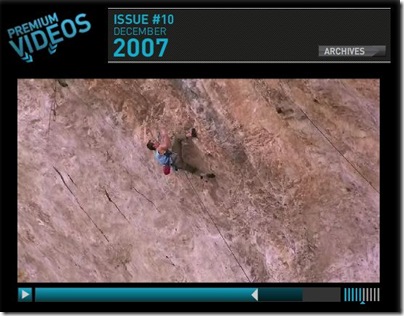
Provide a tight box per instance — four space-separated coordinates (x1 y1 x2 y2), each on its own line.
18 79 379 282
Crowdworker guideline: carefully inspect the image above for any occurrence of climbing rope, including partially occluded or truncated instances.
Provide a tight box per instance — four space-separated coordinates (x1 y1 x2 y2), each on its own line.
184 172 251 282
295 105 379 194
278 82 379 194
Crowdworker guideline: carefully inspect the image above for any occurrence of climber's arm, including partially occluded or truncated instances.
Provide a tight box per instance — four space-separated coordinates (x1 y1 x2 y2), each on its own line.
158 129 171 150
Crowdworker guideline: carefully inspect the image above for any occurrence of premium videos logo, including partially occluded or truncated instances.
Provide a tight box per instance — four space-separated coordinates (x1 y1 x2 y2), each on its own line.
7 12 91 63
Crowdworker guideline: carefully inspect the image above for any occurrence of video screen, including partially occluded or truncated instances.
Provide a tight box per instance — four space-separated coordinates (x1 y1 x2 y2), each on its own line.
17 79 380 284
1 0 399 313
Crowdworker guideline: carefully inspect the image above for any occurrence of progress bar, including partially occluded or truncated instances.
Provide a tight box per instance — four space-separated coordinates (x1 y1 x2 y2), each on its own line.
33 288 341 302
35 288 258 302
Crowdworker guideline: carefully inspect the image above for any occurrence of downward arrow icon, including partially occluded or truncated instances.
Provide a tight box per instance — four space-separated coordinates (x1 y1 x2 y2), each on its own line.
48 43 58 55
21 52 33 63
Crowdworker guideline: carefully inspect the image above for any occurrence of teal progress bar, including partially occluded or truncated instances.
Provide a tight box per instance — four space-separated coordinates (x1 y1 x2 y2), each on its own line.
35 288 259 302
34 287 340 302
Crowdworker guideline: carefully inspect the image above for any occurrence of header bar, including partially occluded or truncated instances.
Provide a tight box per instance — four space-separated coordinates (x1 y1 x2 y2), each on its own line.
108 8 390 63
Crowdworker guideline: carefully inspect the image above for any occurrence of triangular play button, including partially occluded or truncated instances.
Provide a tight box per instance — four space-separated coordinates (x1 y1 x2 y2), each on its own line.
22 290 29 299
252 289 258 301
18 288 32 302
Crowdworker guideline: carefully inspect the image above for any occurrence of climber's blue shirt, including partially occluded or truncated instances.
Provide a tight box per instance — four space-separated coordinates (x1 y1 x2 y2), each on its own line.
155 150 171 165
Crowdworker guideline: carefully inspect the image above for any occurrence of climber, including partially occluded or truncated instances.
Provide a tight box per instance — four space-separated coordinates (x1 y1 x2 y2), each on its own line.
146 128 215 178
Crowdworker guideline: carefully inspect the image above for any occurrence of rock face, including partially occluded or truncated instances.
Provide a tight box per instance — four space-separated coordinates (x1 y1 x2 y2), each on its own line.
17 79 379 282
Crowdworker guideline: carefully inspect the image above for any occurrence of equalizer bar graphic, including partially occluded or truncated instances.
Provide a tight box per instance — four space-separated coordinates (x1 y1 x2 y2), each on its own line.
344 288 380 304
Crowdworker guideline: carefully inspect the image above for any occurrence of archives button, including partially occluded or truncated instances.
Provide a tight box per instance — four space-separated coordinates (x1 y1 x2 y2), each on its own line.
319 46 386 57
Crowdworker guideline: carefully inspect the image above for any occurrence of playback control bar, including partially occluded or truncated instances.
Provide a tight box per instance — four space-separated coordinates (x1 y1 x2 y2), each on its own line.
32 287 341 302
